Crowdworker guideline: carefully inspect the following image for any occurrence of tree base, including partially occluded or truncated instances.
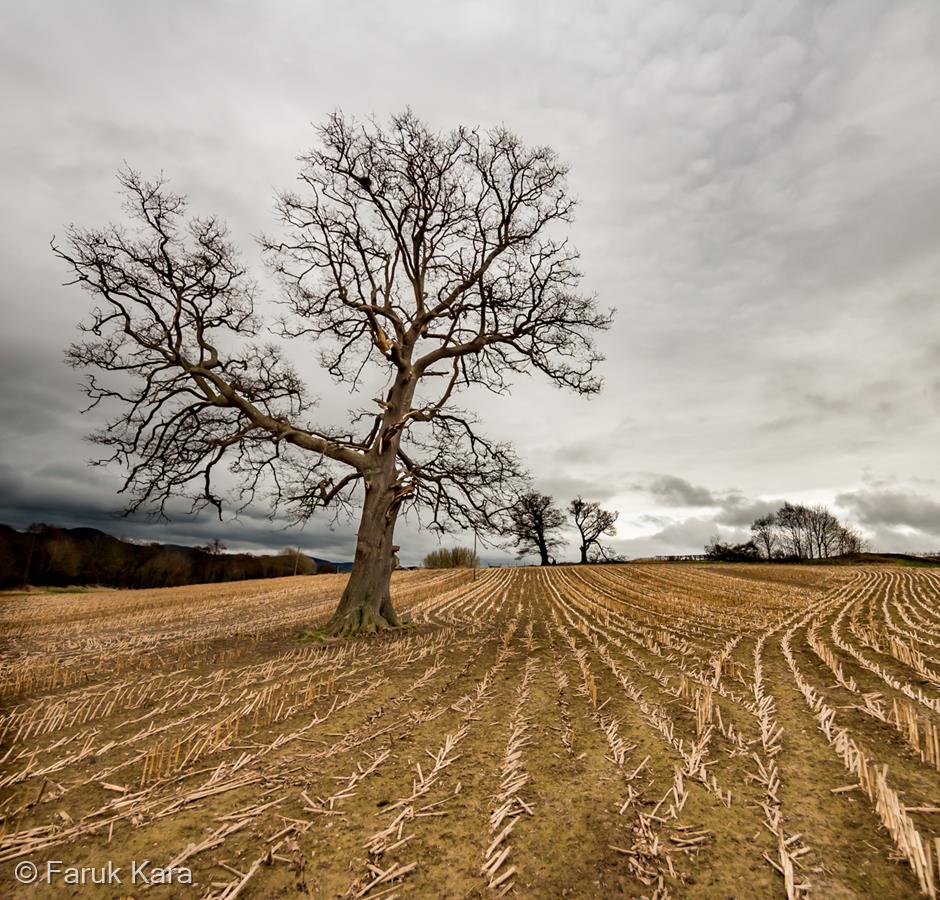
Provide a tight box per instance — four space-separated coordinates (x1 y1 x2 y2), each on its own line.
319 602 405 638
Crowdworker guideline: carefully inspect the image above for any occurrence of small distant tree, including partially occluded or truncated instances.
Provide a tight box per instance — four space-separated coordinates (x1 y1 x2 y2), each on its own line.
198 538 227 556
806 505 843 559
775 502 810 559
836 525 865 555
569 496 618 564
279 546 316 575
750 514 778 560
507 491 566 566
423 547 479 569
704 537 761 562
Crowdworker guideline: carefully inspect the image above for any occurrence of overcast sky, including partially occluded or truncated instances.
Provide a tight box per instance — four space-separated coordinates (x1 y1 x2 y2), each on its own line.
2 0 939 564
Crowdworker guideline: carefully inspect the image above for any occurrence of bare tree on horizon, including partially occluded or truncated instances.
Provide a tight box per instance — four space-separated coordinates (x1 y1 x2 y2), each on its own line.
506 491 567 566
569 496 618 563
54 110 611 635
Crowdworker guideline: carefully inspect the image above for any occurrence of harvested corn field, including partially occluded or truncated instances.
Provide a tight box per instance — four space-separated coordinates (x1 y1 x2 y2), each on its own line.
2 563 940 898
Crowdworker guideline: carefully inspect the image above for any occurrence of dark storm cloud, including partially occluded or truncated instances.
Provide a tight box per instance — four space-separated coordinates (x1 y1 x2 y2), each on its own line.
835 489 940 536
2 0 940 560
0 341 78 435
0 457 351 556
636 475 719 507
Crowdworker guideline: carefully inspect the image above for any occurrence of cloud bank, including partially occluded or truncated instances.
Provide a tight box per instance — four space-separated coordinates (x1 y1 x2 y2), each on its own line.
2 1 939 562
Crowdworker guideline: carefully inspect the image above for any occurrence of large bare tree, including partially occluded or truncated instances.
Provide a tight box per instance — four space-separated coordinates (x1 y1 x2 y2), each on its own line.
55 111 611 634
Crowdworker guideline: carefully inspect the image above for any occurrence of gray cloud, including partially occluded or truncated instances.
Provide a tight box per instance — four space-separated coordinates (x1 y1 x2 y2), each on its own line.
534 475 622 506
640 475 719 507
715 497 785 528
836 489 940 536
614 517 749 559
0 455 471 564
2 1 940 561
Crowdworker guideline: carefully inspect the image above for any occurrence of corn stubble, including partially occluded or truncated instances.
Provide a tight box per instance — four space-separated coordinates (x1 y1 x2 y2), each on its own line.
1 563 939 897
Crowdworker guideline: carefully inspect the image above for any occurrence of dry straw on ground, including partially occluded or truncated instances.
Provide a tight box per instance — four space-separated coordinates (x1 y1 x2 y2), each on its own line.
2 563 939 896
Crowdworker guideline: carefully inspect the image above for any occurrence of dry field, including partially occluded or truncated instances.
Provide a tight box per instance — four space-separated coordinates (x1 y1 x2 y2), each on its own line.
2 563 940 898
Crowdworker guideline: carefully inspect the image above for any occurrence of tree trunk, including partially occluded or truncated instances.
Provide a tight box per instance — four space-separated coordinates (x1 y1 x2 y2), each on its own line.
323 469 402 637
536 534 550 566
579 544 588 564
321 367 417 637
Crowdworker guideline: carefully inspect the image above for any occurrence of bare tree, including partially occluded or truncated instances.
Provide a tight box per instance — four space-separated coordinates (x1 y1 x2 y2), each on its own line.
836 525 865 555
198 538 227 556
748 502 866 561
507 491 567 565
775 502 810 559
750 513 778 560
806 505 842 559
569 496 617 564
279 547 315 575
55 110 611 635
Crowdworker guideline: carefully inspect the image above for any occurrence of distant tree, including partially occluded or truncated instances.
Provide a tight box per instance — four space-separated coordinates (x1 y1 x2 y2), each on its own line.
774 502 810 559
55 111 611 635
746 502 865 560
805 505 842 559
423 546 479 569
198 539 227 556
507 492 566 566
569 497 618 564
836 525 866 555
279 546 316 575
704 537 762 562
750 514 778 560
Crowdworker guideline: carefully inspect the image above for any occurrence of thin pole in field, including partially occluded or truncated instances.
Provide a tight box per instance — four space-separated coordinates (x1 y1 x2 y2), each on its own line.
473 531 478 582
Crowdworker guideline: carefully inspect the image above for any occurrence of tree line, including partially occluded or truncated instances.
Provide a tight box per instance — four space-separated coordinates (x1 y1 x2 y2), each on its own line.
705 502 865 562
0 524 326 590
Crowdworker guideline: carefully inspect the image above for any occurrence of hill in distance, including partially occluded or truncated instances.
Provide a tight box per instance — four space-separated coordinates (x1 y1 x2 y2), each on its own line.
0 523 353 589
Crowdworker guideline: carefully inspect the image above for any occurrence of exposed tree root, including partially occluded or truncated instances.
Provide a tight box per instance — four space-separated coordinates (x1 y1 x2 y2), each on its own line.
319 601 405 639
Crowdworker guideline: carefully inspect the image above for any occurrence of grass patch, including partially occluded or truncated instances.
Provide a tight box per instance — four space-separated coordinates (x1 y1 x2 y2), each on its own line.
0 585 98 597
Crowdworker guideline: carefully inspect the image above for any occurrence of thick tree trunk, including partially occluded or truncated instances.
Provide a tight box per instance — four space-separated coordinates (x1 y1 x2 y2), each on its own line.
324 477 402 636
321 368 417 637
579 544 588 564
537 536 550 567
